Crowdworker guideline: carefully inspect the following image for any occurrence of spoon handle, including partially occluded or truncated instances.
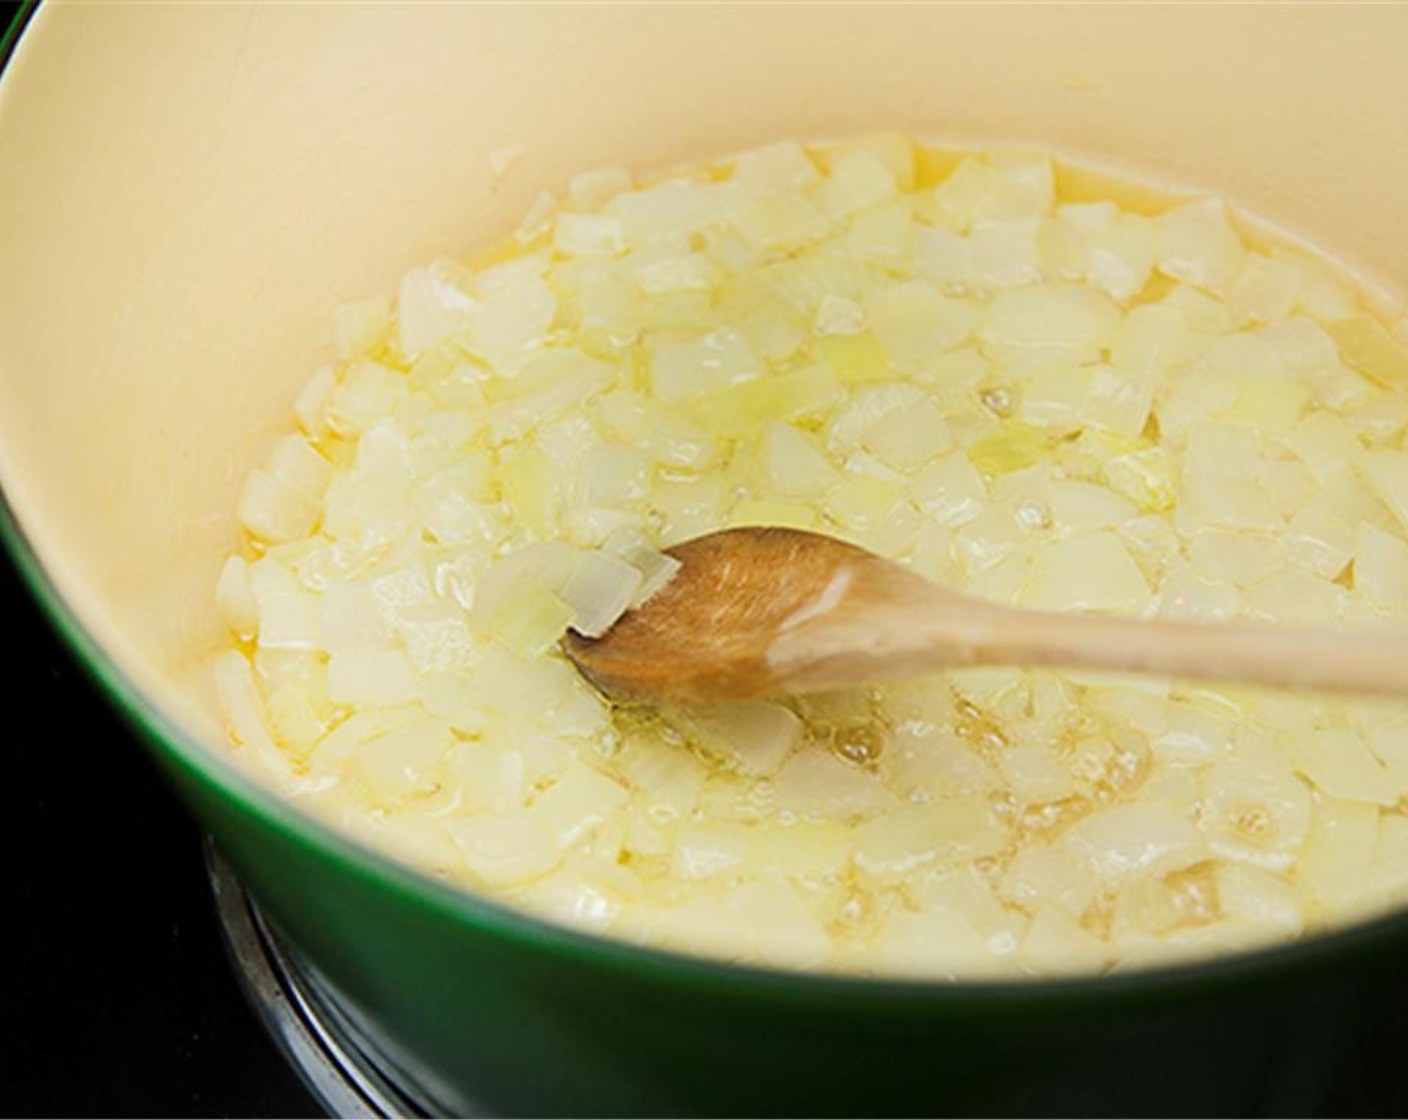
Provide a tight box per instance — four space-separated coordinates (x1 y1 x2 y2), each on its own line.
955 600 1408 698
770 559 1408 699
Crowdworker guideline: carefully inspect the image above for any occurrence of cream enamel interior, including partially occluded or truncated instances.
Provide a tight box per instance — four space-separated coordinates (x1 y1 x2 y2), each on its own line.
0 2 1405 755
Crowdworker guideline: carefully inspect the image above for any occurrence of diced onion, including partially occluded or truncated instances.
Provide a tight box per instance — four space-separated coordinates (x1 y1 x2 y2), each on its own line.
216 556 259 636
1023 532 1151 613
447 813 562 887
397 266 476 356
1064 803 1206 881
215 133 1408 981
559 551 643 638
675 702 801 778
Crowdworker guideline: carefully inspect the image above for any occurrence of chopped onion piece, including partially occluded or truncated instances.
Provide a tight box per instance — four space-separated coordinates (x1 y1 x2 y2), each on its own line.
618 547 680 609
923 157 995 233
732 192 830 255
1326 313 1408 389
239 470 319 543
1023 532 1151 613
1000 747 1079 804
810 150 897 219
774 751 898 819
216 556 259 636
1298 801 1379 911
866 282 976 370
554 213 626 258
1064 803 1206 881
213 652 279 761
1285 411 1361 485
530 762 630 847
731 141 819 194
1111 305 1198 375
1286 729 1396 806
568 165 634 210
909 454 987 527
673 821 749 879
981 283 1122 351
294 366 338 436
844 202 914 267
447 813 561 888
1022 907 1112 975
726 879 831 968
1356 522 1408 614
969 219 1041 289
329 361 408 436
651 328 762 403
676 702 801 778
1155 199 1244 293
348 718 453 802
326 649 420 706
1359 450 1408 532
1283 504 1354 580
559 550 643 638
763 423 841 498
1001 845 1098 917
1229 254 1301 324
855 800 1007 881
397 266 475 356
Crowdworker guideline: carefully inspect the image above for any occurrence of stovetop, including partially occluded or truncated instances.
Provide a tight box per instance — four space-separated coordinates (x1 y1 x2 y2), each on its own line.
7 546 319 1118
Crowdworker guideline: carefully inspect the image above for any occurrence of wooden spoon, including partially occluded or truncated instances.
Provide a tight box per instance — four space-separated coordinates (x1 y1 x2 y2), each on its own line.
563 525 1408 704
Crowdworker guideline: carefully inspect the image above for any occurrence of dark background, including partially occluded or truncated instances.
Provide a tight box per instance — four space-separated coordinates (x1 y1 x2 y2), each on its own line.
6 545 318 1118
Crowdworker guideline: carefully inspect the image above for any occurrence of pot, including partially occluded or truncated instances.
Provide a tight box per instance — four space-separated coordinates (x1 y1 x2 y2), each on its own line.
3 4 1407 1114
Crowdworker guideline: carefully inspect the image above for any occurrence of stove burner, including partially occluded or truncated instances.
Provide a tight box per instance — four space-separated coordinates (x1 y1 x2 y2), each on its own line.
206 843 437 1119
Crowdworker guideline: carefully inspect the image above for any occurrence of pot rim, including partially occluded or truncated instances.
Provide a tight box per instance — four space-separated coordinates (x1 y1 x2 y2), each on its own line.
6 0 1408 1011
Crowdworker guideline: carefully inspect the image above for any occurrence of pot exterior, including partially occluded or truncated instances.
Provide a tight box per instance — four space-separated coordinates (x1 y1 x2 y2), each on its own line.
154 738 1397 1117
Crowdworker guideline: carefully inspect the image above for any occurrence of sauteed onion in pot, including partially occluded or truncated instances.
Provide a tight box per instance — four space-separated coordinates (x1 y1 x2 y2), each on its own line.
216 135 1408 977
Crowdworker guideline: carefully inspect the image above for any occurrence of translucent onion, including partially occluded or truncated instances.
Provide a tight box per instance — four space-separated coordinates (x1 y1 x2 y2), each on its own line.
215 133 1408 981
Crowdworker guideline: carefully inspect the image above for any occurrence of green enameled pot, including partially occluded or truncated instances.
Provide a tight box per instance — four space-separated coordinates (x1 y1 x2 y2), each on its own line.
4 3 1408 1114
